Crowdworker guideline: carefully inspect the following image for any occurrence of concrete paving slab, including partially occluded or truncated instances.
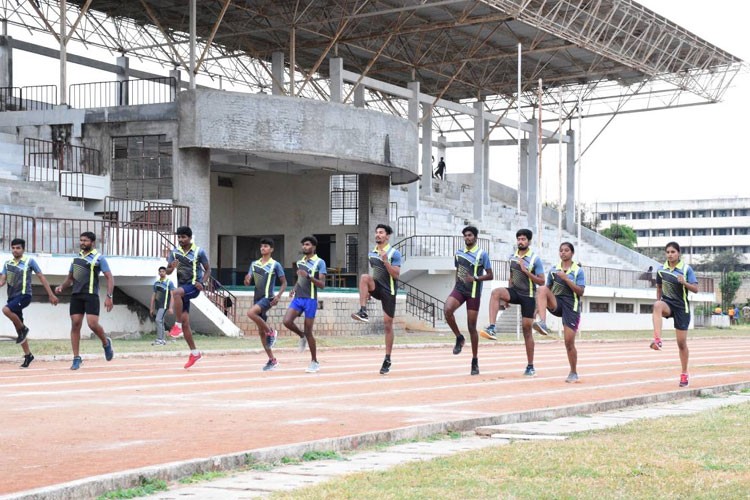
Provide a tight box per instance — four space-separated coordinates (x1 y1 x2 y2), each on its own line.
149 486 262 499
489 433 568 441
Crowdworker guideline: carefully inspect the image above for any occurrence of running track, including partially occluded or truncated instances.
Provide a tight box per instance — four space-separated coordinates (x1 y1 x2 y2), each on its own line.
2 337 750 495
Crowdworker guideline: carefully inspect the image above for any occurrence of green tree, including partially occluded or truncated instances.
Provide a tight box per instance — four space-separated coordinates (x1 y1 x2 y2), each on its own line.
720 271 742 310
600 224 637 249
694 251 744 272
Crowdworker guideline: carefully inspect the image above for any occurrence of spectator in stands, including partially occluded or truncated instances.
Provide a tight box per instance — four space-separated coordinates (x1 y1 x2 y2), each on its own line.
434 157 446 180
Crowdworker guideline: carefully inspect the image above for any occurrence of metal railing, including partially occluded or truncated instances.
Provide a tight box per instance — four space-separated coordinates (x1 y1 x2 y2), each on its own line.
396 215 416 237
398 280 445 328
393 235 491 261
0 85 57 111
36 217 103 254
0 213 35 249
103 197 190 234
69 77 177 109
23 138 103 199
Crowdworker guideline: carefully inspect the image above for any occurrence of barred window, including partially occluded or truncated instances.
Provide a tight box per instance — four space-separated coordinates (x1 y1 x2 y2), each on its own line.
330 174 358 225
345 233 358 274
640 304 653 314
112 135 172 199
615 303 634 313
590 302 609 313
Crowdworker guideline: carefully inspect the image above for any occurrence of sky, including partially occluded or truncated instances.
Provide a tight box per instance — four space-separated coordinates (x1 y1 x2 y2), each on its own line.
8 0 749 206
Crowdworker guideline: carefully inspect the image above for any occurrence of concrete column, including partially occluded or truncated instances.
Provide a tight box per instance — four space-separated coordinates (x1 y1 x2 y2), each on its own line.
483 118 490 206
407 81 420 213
0 21 12 88
519 139 528 212
169 69 181 97
473 101 484 220
175 147 211 248
526 119 539 235
357 174 390 276
421 103 433 194
272 51 285 95
353 84 365 108
116 55 129 106
565 129 576 232
330 57 343 103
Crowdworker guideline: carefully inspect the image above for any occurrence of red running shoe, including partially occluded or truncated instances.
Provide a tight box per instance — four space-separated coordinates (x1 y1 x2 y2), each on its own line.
169 324 183 338
184 352 202 369
679 373 689 387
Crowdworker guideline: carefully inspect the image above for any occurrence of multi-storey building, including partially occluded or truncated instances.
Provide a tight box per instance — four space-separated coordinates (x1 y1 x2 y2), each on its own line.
594 199 750 265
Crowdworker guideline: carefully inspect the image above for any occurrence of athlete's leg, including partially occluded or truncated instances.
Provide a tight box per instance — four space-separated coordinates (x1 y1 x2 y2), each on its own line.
303 317 317 362
180 310 197 350
283 308 304 338
86 315 108 346
2 305 23 330
564 325 577 374
357 274 376 308
444 296 463 339
521 317 534 365
488 287 510 325
535 287 557 323
70 314 84 357
652 300 671 339
248 304 273 358
675 328 689 373
383 313 394 356
467 308 480 358
170 287 185 321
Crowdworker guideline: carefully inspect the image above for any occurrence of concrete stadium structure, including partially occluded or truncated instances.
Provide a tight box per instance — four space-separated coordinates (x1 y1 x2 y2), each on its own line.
0 1 742 338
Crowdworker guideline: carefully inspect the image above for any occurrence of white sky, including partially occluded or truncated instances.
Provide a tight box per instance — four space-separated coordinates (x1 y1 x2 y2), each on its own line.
8 1 749 207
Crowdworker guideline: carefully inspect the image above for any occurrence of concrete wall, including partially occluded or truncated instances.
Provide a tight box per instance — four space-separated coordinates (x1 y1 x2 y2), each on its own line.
177 89 418 184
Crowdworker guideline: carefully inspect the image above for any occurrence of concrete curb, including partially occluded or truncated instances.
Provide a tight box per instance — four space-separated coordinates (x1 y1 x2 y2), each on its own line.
6 380 750 500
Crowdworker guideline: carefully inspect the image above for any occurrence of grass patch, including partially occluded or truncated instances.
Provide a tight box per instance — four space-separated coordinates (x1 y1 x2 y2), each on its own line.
271 403 750 499
301 450 343 461
97 477 167 499
178 471 227 484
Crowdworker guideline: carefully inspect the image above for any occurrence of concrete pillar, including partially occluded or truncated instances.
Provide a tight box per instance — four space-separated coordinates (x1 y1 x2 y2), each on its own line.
116 55 129 105
353 84 365 108
169 69 181 98
473 101 484 221
565 129 576 232
483 118 490 206
272 51 285 95
357 174 390 276
0 21 12 88
519 139 528 212
526 119 539 236
421 103 433 194
330 57 343 103
175 147 211 248
407 81 420 213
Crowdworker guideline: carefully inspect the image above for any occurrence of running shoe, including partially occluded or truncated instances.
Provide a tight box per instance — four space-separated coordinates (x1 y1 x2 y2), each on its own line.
103 337 114 361
71 356 82 370
533 320 551 336
351 309 369 322
453 334 465 355
169 324 183 338
471 359 479 376
16 326 29 344
379 358 391 375
20 353 34 368
523 365 536 377
565 372 579 383
305 361 320 373
679 373 689 387
184 352 202 369
650 338 663 351
262 358 278 371
298 337 308 353
480 325 497 341
151 339 167 346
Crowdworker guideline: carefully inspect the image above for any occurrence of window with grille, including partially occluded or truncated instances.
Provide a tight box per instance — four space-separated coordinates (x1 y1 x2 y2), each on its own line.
345 233 358 274
112 135 173 199
590 302 609 313
615 303 634 313
330 174 358 225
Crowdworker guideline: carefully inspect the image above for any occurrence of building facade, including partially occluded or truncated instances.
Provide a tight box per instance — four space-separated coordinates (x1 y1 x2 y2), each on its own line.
594 199 750 265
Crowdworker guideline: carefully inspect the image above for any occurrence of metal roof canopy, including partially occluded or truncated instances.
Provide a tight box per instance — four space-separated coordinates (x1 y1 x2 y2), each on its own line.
4 0 744 130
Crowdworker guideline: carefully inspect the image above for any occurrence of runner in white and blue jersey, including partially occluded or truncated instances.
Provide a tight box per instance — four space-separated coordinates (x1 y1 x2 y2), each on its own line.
650 241 699 388
533 242 586 383
0 238 59 368
351 223 402 375
149 266 176 346
166 226 210 369
283 236 327 373
245 237 287 372
444 226 493 375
